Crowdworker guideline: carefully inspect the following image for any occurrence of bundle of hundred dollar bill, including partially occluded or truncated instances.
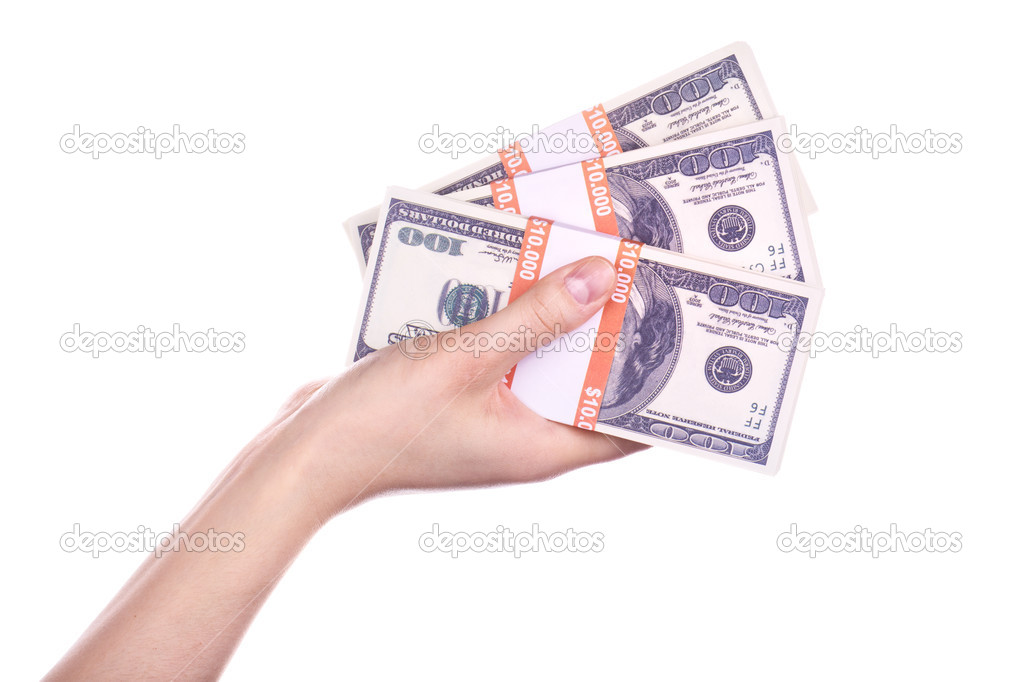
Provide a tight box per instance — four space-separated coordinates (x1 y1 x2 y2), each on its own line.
344 43 823 473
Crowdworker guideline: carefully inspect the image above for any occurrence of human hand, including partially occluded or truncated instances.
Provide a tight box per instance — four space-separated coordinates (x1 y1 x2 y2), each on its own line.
280 255 649 523
46 255 648 681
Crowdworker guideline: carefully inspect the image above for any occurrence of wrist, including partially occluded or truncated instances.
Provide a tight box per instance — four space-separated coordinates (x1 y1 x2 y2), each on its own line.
275 412 386 526
199 437 329 554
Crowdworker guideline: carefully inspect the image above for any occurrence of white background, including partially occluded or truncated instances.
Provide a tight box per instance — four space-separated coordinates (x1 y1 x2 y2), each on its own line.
2 1 1019 679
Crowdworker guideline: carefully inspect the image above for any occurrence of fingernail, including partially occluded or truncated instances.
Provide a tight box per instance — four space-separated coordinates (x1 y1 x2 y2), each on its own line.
564 258 615 306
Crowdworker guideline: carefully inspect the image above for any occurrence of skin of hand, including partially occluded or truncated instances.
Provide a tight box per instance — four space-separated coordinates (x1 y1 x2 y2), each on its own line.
45 255 647 681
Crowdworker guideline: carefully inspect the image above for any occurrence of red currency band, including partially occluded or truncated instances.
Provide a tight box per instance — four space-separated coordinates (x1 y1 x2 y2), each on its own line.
489 177 521 214
573 238 643 430
498 141 533 179
503 216 554 388
581 103 623 158
579 158 619 236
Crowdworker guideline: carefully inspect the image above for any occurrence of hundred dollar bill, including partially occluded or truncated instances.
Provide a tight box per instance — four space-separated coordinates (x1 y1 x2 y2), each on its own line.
345 42 816 268
352 187 821 473
450 118 821 287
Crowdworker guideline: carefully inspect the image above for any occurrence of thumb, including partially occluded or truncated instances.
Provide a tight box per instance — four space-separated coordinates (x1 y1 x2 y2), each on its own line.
457 256 617 381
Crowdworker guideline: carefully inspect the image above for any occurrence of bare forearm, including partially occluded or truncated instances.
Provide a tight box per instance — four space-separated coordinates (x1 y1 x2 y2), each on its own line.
46 438 326 681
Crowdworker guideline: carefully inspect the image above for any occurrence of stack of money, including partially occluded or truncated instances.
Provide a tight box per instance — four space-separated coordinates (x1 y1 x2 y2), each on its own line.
344 43 823 473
